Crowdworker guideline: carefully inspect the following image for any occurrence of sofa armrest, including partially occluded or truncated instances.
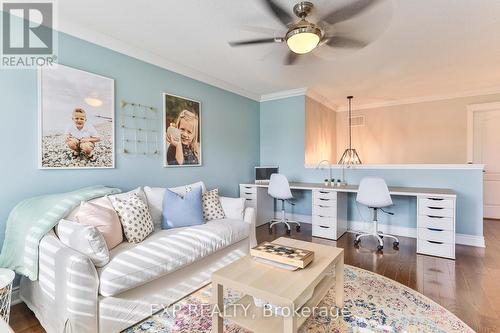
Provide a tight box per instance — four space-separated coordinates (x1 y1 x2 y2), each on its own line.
38 230 99 332
243 207 257 248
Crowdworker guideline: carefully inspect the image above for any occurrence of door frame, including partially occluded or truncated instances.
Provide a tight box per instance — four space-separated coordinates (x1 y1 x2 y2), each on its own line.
466 102 500 163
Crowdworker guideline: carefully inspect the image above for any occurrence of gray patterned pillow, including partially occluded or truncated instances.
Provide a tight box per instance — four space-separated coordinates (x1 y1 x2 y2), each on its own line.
202 189 225 221
111 193 154 243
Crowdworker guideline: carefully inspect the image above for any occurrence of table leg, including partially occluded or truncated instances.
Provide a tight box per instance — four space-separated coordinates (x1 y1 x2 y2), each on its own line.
283 314 297 333
212 282 223 333
335 255 344 309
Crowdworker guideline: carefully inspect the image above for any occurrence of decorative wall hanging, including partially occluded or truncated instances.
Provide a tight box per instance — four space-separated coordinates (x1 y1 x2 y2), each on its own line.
120 101 159 155
163 93 202 167
38 64 115 169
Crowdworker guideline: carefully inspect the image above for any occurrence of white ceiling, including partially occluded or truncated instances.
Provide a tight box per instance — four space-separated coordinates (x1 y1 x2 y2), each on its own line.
58 0 500 108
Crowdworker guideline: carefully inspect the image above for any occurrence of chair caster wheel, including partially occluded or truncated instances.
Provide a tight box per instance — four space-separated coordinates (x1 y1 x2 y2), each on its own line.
296 225 301 232
377 245 383 251
286 229 291 235
393 241 399 249
353 239 360 246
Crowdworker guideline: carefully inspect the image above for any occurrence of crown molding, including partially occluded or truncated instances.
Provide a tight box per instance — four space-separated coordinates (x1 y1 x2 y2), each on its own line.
305 89 338 111
57 19 261 101
260 87 308 102
336 86 500 112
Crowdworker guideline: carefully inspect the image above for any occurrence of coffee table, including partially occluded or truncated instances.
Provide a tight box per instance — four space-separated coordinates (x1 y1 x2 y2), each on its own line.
211 238 344 333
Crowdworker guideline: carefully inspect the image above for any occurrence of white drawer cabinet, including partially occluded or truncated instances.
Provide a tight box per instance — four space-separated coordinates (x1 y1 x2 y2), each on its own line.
311 190 347 240
417 196 456 259
239 184 273 227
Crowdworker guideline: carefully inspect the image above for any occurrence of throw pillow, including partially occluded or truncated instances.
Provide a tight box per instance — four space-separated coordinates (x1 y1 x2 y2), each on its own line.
108 187 147 204
57 219 109 267
110 193 154 243
144 181 206 229
75 198 123 250
162 185 204 229
202 189 225 221
219 196 246 220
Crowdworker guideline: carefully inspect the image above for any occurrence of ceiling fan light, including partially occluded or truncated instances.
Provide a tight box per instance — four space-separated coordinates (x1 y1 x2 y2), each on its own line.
286 25 321 54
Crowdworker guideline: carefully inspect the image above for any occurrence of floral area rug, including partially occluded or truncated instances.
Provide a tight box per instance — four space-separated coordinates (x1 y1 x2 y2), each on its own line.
124 265 474 333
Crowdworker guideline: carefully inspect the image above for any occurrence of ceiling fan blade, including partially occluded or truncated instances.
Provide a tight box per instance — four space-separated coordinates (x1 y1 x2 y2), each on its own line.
326 36 367 48
229 38 282 46
320 0 380 25
284 52 299 66
262 0 294 27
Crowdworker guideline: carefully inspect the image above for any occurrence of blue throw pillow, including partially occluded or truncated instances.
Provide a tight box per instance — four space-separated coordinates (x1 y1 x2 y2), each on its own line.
161 185 204 229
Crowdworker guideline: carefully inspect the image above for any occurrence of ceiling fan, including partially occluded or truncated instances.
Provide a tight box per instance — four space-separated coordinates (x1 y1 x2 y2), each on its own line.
229 0 381 65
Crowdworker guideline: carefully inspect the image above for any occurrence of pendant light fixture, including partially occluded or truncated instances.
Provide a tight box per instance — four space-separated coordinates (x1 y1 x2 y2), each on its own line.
338 96 362 165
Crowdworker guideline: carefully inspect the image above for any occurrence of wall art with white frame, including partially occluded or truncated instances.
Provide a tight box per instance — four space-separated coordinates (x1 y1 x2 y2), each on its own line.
38 64 115 169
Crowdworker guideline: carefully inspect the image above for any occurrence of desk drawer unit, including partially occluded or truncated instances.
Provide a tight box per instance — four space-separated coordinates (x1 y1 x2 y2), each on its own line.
239 185 274 227
417 196 456 259
311 190 347 240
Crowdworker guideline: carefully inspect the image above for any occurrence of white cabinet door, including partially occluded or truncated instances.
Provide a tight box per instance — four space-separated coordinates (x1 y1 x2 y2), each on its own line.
473 109 500 219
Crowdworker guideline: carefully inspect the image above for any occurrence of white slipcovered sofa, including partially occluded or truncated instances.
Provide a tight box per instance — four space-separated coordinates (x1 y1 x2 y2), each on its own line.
20 186 256 333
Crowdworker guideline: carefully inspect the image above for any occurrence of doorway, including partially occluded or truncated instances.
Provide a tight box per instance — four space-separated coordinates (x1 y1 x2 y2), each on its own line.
468 102 500 219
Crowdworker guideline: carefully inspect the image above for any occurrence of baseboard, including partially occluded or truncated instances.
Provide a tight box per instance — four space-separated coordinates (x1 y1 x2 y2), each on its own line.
348 220 417 238
348 220 485 248
11 286 21 306
274 212 312 224
455 233 486 247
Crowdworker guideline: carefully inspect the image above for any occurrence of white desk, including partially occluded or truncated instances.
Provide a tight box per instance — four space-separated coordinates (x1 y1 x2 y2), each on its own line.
240 182 457 259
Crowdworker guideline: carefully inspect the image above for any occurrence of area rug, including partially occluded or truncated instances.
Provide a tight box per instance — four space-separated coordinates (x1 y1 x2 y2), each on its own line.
124 265 474 333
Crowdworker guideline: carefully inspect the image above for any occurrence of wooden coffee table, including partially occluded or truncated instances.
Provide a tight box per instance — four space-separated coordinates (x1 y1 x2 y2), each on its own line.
211 238 344 333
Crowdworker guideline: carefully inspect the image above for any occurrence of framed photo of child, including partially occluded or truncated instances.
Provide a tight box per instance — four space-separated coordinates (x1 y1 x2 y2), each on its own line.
163 93 201 167
38 64 115 169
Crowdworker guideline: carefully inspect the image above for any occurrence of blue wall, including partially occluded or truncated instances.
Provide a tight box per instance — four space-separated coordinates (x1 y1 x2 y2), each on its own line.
0 31 260 247
260 96 483 236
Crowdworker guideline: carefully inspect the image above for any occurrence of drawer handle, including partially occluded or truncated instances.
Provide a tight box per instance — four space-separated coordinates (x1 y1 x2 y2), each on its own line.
318 215 325 218
427 198 444 201
428 240 443 245
428 207 444 210
319 225 330 229
245 199 252 201
427 228 444 232
319 191 329 194
244 192 253 195
244 186 252 189
319 198 329 201
427 215 444 219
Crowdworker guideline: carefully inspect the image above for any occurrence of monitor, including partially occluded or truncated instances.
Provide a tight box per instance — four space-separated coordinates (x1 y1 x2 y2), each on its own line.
255 166 279 184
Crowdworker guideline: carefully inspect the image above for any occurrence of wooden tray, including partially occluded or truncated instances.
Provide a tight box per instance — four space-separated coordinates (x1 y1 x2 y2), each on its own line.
250 242 314 269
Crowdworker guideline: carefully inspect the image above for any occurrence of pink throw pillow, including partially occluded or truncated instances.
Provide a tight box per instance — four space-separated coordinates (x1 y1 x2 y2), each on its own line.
75 197 123 250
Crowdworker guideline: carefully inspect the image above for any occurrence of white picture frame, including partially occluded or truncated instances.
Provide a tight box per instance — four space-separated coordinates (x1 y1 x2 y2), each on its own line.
38 64 115 169
162 92 202 167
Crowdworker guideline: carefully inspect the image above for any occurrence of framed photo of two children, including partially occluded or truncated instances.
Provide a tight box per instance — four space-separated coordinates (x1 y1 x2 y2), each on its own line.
163 93 202 167
38 64 115 169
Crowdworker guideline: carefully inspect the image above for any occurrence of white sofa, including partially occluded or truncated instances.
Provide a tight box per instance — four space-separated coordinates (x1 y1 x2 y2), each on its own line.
19 189 257 333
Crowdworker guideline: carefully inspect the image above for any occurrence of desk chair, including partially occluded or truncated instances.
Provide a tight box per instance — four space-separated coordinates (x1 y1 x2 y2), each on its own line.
268 174 301 235
354 177 399 251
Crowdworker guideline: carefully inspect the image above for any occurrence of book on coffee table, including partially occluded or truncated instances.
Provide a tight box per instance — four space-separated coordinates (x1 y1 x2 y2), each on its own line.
250 242 314 269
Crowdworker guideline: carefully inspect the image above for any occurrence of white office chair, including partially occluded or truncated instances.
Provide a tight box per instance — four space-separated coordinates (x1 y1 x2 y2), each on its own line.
268 174 301 234
354 177 399 251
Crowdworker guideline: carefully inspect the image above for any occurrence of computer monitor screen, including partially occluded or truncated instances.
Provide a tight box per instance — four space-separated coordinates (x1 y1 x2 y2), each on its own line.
255 166 279 184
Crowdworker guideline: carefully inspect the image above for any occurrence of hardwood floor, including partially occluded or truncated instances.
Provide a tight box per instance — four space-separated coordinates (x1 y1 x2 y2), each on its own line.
10 220 500 333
